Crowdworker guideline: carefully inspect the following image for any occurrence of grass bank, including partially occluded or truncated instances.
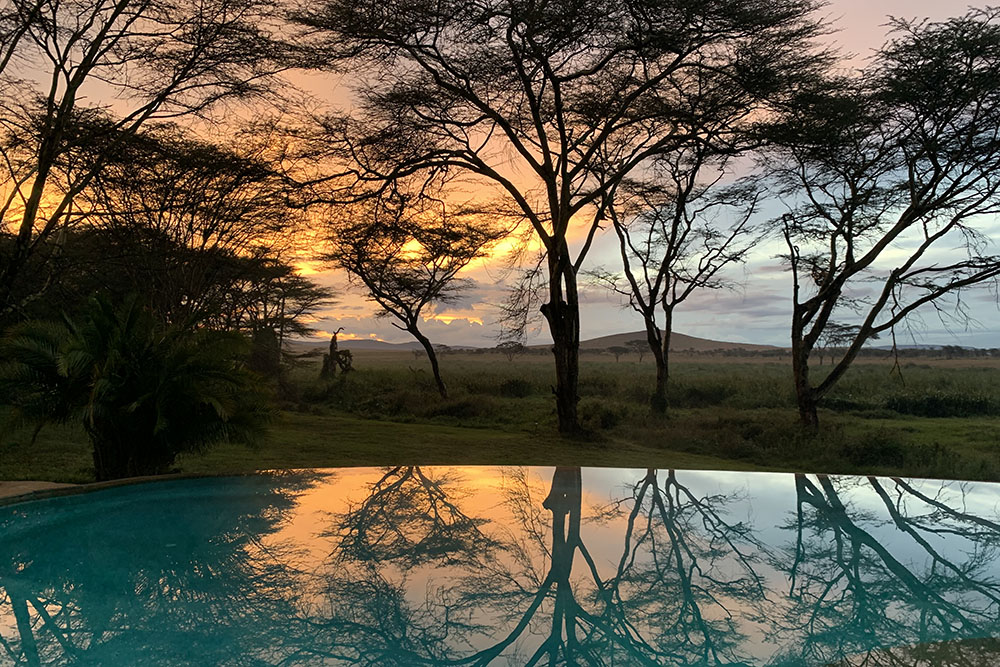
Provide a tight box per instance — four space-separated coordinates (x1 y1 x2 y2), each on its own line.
4 351 1000 484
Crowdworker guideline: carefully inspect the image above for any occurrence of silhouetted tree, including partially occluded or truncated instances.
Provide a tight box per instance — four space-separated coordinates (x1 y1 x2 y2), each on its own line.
625 339 648 362
593 156 762 412
82 125 318 326
0 0 286 318
607 346 629 362
291 0 828 432
771 9 1000 426
496 340 526 362
322 188 504 398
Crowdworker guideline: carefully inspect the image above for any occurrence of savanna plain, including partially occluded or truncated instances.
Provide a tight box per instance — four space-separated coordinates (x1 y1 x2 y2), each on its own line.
6 347 1000 485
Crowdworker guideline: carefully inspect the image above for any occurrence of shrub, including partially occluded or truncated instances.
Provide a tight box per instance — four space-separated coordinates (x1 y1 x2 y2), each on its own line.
885 392 1000 418
822 395 876 412
421 398 498 420
580 398 626 430
840 434 907 468
494 378 532 398
0 296 270 481
671 382 738 408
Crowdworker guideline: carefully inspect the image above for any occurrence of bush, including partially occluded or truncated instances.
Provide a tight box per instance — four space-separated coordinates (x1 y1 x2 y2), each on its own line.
671 382 738 408
822 395 877 412
840 434 907 468
0 296 270 481
885 391 1000 418
421 398 499 420
498 378 534 398
580 398 626 430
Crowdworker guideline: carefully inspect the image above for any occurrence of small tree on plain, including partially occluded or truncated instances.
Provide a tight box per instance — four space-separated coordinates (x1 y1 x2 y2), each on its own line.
593 151 761 413
322 187 503 398
626 340 648 363
607 346 629 363
496 341 525 363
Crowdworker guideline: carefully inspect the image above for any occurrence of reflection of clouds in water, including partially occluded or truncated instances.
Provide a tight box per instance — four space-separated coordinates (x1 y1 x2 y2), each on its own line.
5 467 1000 665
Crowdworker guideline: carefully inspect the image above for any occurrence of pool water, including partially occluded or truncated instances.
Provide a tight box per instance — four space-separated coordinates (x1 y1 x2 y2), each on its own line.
3 466 1000 665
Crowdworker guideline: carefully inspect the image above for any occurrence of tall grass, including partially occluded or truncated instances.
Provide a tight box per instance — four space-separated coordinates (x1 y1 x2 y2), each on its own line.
288 355 1000 422
279 353 1000 481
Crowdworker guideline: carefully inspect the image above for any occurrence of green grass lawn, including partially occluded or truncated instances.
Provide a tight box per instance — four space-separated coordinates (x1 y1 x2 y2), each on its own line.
4 352 1000 484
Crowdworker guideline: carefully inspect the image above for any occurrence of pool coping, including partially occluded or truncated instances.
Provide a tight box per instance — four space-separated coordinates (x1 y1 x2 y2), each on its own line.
4 465 998 509
0 472 265 508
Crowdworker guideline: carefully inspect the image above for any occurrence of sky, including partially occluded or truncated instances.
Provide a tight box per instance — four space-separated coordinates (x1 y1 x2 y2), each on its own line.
302 0 1000 349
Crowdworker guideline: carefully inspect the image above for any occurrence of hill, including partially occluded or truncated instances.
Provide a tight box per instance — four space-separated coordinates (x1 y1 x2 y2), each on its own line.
286 338 419 353
290 331 778 353
577 331 778 352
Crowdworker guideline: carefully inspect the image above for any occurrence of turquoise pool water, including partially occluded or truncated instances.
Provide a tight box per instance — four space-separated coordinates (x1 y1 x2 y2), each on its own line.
3 467 1000 665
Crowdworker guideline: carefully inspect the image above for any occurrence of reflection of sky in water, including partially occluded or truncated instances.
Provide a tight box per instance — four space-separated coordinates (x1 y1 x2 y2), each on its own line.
3 467 1000 665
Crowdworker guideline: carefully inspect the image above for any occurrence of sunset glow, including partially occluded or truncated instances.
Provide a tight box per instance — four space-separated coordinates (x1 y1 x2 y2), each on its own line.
6 2 1000 657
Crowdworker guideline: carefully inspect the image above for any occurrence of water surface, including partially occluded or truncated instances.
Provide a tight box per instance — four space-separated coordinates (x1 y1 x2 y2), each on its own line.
3 466 1000 665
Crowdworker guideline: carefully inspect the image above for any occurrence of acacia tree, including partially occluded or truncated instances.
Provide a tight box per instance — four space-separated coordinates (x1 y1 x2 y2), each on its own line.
216 257 334 347
595 148 761 413
292 0 826 432
771 9 1000 426
78 124 304 322
0 0 286 318
324 189 503 398
81 123 337 352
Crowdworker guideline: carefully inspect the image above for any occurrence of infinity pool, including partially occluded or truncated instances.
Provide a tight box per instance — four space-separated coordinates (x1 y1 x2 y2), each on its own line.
3 467 1000 665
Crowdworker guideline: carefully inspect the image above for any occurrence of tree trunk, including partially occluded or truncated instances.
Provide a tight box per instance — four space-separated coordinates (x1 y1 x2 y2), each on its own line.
8 588 41 667
651 308 674 414
411 327 447 398
543 466 581 582
542 299 580 434
89 425 166 481
541 242 581 434
792 333 819 427
542 466 582 662
91 434 130 482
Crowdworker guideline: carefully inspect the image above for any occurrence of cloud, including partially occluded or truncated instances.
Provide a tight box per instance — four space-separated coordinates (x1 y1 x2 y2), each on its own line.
312 313 495 347
301 214 1000 348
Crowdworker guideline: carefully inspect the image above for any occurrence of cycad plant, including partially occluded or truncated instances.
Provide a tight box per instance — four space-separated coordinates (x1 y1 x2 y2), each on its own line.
0 296 270 481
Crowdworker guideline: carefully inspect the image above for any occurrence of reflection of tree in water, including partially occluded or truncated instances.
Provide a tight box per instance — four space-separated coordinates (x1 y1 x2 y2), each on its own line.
333 465 498 567
0 472 321 666
769 474 1000 666
7 468 1000 666
308 466 769 666
590 468 767 665
301 466 502 665
831 637 1000 667
310 468 1000 666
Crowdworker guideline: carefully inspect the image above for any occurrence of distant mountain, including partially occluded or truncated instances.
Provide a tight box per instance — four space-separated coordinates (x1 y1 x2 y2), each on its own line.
338 339 424 350
870 344 982 351
286 333 991 354
288 338 422 351
288 330 777 353
577 331 778 352
289 338 484 351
